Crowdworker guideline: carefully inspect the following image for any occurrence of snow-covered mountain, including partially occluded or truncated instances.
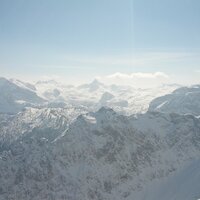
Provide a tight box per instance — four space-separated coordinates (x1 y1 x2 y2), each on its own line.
149 85 200 116
10 78 37 91
0 77 179 115
1 76 199 199
0 106 88 150
35 79 74 102
99 92 115 104
0 107 200 200
78 79 105 92
0 77 45 114
35 78 179 115
136 159 200 200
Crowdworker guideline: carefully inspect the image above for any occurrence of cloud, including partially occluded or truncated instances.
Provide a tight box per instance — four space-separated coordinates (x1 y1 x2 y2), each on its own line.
107 72 169 79
97 72 170 88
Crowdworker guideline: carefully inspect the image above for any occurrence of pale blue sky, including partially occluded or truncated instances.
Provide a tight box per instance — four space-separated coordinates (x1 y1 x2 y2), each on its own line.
0 0 200 84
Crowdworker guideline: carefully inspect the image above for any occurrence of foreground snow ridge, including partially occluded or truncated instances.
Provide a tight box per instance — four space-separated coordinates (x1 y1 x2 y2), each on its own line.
0 106 200 199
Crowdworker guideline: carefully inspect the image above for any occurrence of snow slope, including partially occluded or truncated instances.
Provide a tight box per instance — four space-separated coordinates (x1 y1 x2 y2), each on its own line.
0 106 88 150
0 108 200 200
0 77 45 114
135 159 200 200
149 85 200 116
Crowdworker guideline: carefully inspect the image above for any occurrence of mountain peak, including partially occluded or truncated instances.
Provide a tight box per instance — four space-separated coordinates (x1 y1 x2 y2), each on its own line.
78 79 105 91
100 92 114 103
90 78 103 85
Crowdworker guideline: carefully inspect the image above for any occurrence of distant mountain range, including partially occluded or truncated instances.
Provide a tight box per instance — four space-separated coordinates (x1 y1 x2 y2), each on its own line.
0 77 179 114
